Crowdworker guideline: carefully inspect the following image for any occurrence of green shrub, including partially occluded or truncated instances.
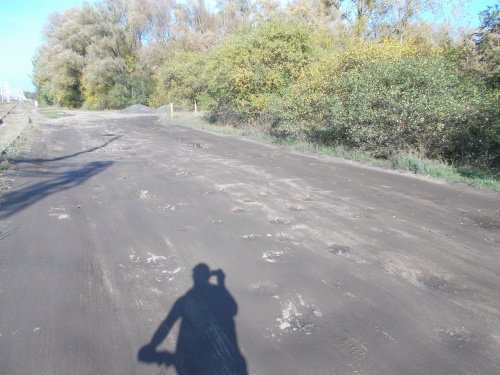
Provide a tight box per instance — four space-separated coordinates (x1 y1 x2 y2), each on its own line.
83 71 153 110
149 52 211 110
327 57 487 160
268 37 440 138
206 19 324 123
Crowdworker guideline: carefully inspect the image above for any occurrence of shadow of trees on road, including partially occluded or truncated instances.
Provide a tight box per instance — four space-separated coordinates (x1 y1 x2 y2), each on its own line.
8 136 122 164
0 137 121 219
0 160 113 219
138 263 248 375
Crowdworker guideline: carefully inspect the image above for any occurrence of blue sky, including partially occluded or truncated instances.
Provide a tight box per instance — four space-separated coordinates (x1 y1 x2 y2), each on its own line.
1 0 87 92
0 0 497 93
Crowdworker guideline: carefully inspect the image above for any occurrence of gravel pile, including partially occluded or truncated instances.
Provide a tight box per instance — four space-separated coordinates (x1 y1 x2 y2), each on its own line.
154 105 171 114
120 104 155 114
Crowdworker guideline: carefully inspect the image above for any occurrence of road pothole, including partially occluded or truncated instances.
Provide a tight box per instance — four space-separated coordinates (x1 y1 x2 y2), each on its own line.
328 245 350 255
263 251 283 262
420 275 446 289
241 234 261 241
270 218 287 224
274 295 320 335
176 171 193 178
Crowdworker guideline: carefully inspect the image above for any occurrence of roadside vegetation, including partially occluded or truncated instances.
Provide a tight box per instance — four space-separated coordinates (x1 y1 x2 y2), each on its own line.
161 111 500 192
32 0 500 189
37 105 75 119
0 141 22 191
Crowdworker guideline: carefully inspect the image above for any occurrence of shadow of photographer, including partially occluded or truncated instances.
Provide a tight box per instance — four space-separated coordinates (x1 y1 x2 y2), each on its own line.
138 263 248 375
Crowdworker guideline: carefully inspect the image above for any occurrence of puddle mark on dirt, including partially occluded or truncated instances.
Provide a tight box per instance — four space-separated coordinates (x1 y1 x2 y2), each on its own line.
418 274 471 295
437 328 473 349
146 253 167 264
273 294 320 335
176 171 193 178
161 203 189 211
49 206 70 220
269 218 288 225
469 216 500 231
275 233 298 245
121 241 183 287
336 331 368 361
328 245 350 255
420 275 447 289
262 251 284 263
187 143 203 148
139 190 154 200
241 234 261 241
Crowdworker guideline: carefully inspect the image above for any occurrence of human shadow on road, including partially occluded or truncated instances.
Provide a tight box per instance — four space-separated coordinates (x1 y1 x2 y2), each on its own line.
138 263 248 375
0 160 113 219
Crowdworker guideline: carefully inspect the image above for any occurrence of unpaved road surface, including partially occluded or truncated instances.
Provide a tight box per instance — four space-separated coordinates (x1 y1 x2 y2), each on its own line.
1 112 499 375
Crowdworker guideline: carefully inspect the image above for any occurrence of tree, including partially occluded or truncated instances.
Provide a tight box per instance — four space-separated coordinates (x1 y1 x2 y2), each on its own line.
342 0 389 38
341 0 447 40
206 19 323 122
253 0 283 23
215 0 251 35
475 3 500 87
32 5 95 107
33 0 154 109
285 0 343 28
147 0 175 45
148 51 210 109
168 0 219 52
82 0 156 109
389 0 443 40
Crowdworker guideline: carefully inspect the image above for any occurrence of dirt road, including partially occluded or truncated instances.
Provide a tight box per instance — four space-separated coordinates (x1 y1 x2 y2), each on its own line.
0 112 499 374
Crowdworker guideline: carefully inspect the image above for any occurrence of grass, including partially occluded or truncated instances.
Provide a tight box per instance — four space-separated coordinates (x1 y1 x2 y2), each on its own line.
452 167 500 191
0 142 22 190
0 102 15 110
158 112 500 193
36 105 75 119
312 145 500 192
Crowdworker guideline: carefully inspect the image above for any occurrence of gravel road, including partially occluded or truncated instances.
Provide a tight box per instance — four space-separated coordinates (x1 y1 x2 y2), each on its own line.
0 112 499 375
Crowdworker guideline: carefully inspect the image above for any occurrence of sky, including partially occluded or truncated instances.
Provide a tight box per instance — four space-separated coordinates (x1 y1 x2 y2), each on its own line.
0 0 498 93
